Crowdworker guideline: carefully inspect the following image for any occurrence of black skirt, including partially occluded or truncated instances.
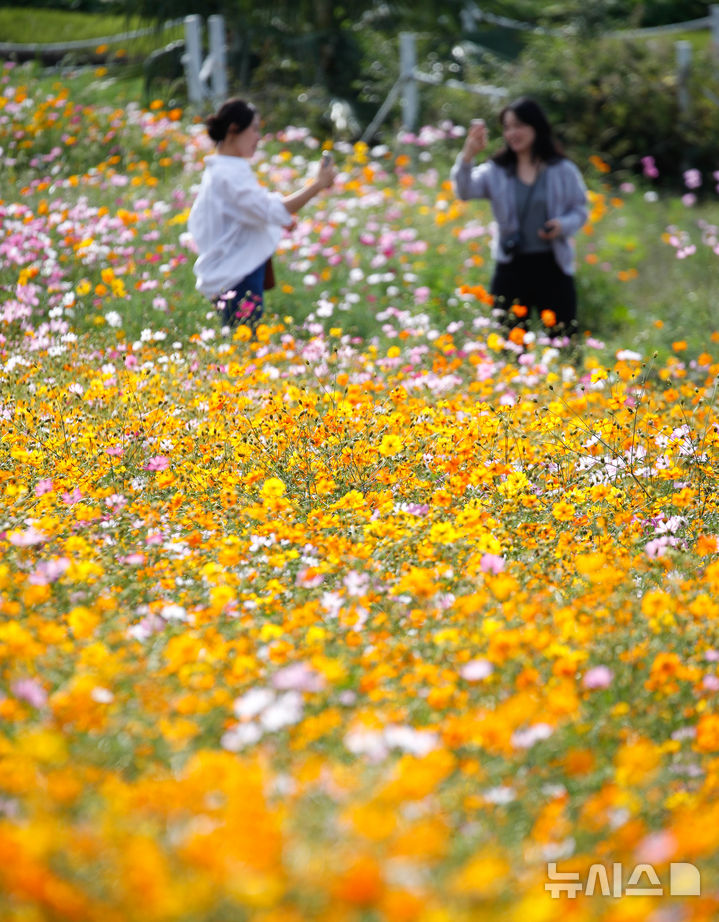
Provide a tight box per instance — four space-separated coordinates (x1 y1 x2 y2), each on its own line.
490 251 577 334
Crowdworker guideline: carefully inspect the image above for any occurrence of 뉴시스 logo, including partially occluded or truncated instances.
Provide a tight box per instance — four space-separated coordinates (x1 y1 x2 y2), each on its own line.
545 862 701 899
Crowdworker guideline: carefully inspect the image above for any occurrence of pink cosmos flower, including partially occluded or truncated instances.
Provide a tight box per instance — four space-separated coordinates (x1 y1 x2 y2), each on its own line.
272 663 326 693
127 613 165 641
636 831 677 864
121 553 146 566
583 665 614 689
480 553 505 574
511 723 553 748
62 487 83 505
8 526 47 547
144 455 170 472
34 478 54 496
343 570 369 596
646 536 671 558
29 558 69 584
460 658 493 682
641 156 659 179
12 678 47 708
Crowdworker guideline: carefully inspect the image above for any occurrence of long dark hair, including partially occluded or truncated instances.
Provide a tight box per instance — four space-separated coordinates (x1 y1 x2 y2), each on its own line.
491 97 565 168
206 98 256 143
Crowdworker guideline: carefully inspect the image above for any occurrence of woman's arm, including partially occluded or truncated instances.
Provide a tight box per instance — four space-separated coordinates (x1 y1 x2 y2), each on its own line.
282 156 336 215
229 156 336 229
451 156 493 201
555 161 589 237
451 121 492 201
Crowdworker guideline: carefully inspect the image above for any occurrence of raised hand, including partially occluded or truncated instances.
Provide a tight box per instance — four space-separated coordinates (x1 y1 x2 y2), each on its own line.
462 118 488 162
317 151 337 189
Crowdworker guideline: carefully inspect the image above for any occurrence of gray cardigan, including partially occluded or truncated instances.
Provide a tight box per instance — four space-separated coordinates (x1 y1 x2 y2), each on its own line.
450 154 588 275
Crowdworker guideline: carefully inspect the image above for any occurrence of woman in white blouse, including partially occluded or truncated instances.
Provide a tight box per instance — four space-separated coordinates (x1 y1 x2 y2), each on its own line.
188 97 336 329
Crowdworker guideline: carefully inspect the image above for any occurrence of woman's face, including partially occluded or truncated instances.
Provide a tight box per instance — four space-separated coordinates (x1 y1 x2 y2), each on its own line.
227 114 261 158
502 110 536 157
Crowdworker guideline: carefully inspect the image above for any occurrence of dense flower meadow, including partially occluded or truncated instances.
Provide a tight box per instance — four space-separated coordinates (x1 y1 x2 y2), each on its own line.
2 61 719 921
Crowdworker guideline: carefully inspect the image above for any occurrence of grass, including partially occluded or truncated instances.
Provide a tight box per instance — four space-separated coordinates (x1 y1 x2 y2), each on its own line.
0 8 183 62
575 189 719 359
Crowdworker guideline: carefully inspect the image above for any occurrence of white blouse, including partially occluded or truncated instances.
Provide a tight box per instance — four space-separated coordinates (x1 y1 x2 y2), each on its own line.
188 154 292 298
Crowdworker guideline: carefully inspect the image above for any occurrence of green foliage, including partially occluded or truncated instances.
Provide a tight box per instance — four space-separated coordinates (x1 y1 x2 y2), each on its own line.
536 0 710 33
633 0 711 27
506 32 719 185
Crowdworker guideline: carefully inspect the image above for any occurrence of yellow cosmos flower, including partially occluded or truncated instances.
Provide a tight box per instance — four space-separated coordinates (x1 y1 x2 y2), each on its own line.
552 500 575 522
378 434 402 457
66 606 100 640
261 477 286 500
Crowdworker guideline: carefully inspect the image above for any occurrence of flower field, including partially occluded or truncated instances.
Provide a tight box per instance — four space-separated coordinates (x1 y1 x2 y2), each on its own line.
2 61 719 921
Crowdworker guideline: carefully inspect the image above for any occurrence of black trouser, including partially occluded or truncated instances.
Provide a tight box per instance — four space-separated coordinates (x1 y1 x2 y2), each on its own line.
490 251 577 335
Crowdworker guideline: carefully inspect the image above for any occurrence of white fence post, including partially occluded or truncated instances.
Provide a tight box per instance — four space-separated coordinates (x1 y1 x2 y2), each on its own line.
400 32 419 132
183 15 204 105
183 14 227 106
711 5 719 55
361 32 507 144
208 15 227 103
676 39 692 116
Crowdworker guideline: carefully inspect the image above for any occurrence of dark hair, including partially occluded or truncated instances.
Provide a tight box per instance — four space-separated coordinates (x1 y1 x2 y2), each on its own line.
206 98 256 143
491 97 565 168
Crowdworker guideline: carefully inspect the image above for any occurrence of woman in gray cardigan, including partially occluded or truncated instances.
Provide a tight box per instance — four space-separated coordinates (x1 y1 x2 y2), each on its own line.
451 97 588 337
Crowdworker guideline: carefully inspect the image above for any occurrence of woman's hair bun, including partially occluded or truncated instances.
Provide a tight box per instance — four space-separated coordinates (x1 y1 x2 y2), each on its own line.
206 114 224 142
205 98 256 143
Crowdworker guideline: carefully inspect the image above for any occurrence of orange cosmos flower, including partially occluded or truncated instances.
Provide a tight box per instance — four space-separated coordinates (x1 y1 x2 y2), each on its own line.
589 154 610 173
695 713 719 752
696 535 718 556
333 855 384 906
